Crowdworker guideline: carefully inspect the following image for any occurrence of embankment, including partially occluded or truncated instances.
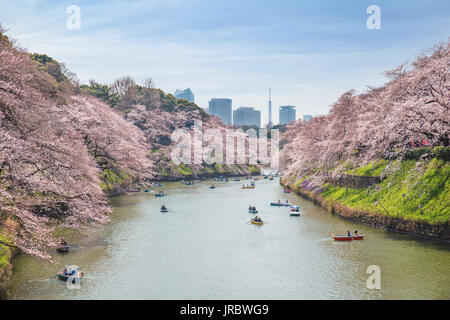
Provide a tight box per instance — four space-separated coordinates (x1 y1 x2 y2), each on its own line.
0 218 18 299
154 163 260 181
281 158 450 242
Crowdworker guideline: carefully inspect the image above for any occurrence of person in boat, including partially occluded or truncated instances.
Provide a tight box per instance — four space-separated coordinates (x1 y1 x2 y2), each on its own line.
347 230 352 237
277 199 281 204
60 238 67 246
249 205 252 210
285 200 289 205
355 230 360 236
161 205 167 211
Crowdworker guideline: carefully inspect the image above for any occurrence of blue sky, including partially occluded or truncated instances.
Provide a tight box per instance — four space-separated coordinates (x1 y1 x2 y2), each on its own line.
0 0 449 124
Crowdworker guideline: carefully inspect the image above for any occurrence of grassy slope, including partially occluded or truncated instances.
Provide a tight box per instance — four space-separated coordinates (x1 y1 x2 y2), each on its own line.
0 234 12 270
157 161 259 179
99 168 131 193
0 223 14 299
319 159 449 224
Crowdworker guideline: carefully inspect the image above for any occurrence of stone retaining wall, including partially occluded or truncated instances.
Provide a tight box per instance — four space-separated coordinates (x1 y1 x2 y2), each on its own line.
328 174 383 189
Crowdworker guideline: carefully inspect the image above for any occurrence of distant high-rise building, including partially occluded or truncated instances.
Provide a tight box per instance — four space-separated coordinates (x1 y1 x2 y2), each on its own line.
174 88 195 103
268 88 272 129
233 107 261 128
208 98 232 125
303 115 313 122
279 105 296 125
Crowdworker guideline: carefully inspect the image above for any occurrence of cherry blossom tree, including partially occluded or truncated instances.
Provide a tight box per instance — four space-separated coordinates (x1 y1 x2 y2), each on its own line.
281 41 449 184
0 30 154 258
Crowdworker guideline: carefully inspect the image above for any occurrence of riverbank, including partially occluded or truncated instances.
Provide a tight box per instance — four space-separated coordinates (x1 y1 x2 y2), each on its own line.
154 161 261 181
0 217 18 299
0 241 13 300
281 158 450 242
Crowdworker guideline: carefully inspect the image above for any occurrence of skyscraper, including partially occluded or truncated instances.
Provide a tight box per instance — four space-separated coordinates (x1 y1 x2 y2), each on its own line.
208 98 232 125
174 88 195 103
233 107 261 128
303 115 313 122
268 88 272 129
279 105 296 125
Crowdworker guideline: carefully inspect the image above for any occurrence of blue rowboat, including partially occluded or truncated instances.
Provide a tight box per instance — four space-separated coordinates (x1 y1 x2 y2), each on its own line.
270 202 290 206
248 210 258 214
57 266 83 283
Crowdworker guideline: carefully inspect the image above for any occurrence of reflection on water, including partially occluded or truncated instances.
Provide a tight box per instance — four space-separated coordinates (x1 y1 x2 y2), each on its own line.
10 178 450 299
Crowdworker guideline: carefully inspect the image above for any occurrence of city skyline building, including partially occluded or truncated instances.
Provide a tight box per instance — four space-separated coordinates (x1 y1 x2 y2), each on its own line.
303 114 313 122
208 98 232 125
268 88 272 129
174 88 195 103
279 105 296 125
233 106 261 128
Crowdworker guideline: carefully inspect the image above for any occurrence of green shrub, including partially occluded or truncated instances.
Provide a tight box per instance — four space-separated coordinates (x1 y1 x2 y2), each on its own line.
433 146 450 161
403 147 432 160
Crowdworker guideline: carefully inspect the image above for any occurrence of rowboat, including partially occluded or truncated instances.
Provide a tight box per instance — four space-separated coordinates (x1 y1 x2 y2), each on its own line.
56 245 70 253
289 210 300 216
155 193 165 197
251 219 264 225
270 202 290 206
283 189 291 193
332 235 364 241
210 186 215 189
269 177 274 180
248 210 258 214
144 189 150 193
241 186 255 189
160 209 168 213
57 265 83 283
